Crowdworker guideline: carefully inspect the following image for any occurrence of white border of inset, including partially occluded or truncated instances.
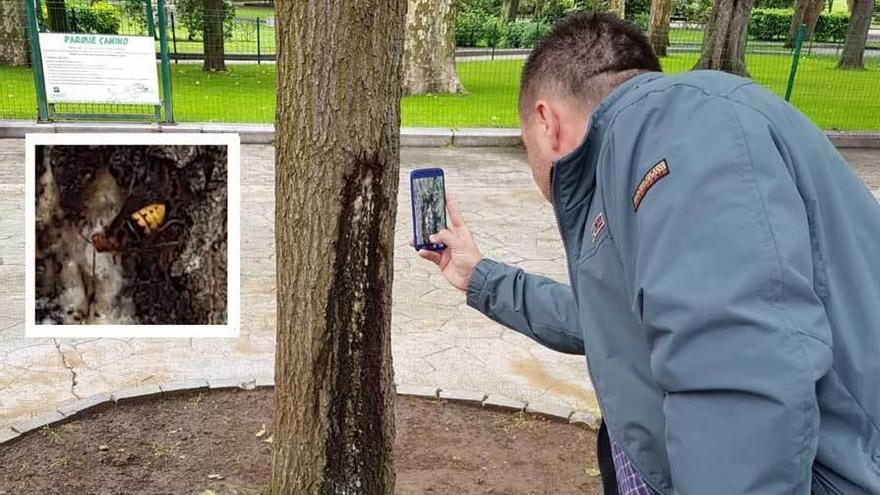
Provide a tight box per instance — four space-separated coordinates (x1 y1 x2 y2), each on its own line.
25 133 241 338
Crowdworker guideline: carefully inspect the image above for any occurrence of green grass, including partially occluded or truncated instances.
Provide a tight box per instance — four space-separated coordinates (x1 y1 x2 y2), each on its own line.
233 6 275 19
1 53 877 129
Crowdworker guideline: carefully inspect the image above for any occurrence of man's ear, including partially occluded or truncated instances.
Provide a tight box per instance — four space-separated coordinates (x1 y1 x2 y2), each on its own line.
534 100 562 153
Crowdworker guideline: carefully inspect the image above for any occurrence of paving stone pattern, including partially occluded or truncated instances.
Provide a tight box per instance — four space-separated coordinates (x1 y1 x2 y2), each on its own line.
0 140 877 434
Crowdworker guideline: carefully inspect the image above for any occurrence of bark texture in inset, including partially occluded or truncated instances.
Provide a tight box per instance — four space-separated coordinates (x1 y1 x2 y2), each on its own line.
403 0 465 95
34 145 228 326
838 0 874 68
271 0 405 493
693 0 755 76
0 0 30 66
647 0 674 56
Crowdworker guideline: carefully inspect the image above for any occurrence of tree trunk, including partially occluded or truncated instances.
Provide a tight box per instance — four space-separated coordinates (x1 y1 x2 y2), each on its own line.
403 0 464 95
786 0 825 47
693 0 754 76
609 0 626 18
838 0 874 68
45 0 69 32
202 0 226 71
502 0 519 21
0 0 30 66
271 0 404 492
647 0 674 56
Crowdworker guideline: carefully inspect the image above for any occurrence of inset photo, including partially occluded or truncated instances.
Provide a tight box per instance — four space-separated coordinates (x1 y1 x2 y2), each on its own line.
25 133 240 338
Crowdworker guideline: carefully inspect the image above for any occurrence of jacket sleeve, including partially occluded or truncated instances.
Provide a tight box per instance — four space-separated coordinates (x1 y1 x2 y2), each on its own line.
607 94 833 494
466 258 584 355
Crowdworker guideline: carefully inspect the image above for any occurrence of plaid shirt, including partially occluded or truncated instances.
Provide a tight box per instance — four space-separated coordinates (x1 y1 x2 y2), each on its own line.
610 438 657 495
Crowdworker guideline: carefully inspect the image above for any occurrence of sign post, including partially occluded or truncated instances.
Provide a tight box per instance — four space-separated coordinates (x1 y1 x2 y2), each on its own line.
24 0 174 122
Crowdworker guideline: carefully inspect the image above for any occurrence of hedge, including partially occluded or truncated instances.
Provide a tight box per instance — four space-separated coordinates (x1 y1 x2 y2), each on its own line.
67 1 122 34
749 8 849 42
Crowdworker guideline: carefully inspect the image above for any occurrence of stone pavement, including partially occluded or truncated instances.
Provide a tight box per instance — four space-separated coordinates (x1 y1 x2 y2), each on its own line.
0 140 878 433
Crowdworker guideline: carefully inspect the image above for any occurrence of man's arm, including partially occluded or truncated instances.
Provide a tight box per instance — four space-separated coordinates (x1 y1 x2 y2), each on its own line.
467 258 583 354
417 195 583 355
607 94 832 494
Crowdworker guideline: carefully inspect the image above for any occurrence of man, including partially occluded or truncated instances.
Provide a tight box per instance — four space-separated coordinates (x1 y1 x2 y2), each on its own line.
417 12 880 495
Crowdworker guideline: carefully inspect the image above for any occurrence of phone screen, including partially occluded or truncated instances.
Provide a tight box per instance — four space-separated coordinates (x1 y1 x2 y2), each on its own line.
412 174 446 247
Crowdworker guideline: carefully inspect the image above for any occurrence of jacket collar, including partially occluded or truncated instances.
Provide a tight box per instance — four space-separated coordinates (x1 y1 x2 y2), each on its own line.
550 71 664 212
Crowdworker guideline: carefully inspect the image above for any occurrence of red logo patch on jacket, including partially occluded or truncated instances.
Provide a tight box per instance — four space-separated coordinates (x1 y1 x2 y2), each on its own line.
591 212 606 241
632 159 670 212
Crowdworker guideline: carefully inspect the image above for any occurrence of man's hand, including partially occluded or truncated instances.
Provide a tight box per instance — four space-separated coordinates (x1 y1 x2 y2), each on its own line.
417 194 482 291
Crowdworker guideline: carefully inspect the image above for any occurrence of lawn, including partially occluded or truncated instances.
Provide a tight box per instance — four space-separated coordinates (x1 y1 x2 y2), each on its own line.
1 53 877 129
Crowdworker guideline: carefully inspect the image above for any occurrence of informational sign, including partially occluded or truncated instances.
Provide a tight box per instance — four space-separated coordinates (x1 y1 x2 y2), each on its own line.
38 33 161 105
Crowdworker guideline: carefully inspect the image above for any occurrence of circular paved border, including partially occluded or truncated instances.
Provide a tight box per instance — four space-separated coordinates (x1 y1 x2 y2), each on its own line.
0 377 600 445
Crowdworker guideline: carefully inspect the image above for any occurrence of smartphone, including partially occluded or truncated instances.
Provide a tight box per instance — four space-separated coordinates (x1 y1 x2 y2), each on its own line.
410 168 447 251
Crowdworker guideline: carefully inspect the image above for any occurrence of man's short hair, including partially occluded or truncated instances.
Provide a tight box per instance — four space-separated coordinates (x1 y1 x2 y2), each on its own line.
519 12 662 116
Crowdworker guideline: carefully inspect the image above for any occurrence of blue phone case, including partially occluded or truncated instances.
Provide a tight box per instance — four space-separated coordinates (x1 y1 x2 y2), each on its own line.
410 168 447 251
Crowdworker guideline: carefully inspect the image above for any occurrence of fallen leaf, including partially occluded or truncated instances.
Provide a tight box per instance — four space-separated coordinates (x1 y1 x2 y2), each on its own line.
264 434 274 444
584 467 601 477
98 445 109 451
255 423 267 438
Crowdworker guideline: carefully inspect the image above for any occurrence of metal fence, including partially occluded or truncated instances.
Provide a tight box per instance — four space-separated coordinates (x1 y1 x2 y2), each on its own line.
1 1 878 130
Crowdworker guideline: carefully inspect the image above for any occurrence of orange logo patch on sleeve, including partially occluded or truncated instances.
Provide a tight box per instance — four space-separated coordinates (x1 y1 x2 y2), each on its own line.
632 159 670 212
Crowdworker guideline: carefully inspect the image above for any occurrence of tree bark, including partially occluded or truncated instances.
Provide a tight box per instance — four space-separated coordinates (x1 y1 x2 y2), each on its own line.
502 0 519 21
403 0 464 95
202 0 226 71
693 0 755 76
647 0 674 56
0 0 30 66
45 0 69 32
838 0 874 68
271 0 405 493
786 0 825 47
609 0 626 18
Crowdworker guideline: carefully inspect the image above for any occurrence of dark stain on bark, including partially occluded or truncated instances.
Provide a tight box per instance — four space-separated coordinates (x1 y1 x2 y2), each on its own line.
319 151 392 494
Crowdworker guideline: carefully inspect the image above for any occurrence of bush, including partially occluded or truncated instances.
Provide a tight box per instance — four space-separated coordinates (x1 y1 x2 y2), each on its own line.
175 0 236 41
753 0 793 8
503 19 550 48
68 1 122 34
455 10 503 47
749 8 849 42
625 0 651 23
672 0 712 22
813 11 849 43
630 12 649 32
749 8 792 40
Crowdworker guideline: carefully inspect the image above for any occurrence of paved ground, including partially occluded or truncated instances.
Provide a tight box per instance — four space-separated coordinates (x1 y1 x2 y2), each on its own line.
0 141 877 432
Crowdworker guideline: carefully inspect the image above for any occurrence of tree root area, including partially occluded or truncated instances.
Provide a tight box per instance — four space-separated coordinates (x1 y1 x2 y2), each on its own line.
0 390 603 494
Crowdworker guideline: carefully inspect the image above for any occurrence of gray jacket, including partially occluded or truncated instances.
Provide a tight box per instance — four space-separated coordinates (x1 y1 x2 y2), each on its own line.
466 71 880 494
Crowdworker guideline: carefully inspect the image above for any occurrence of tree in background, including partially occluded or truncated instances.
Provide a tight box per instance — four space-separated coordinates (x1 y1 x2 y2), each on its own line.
786 0 825 47
0 0 30 66
838 0 874 68
202 0 226 71
270 0 404 492
647 0 673 55
404 0 465 94
502 0 520 20
693 0 755 75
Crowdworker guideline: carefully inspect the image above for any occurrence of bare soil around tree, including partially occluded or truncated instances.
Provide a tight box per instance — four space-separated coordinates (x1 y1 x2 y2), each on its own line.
0 389 602 494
